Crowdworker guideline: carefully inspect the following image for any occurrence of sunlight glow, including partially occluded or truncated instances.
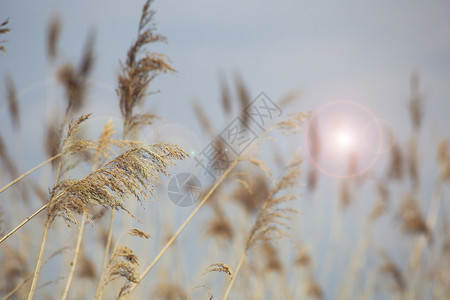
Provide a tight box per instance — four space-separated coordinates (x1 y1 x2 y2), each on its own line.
335 130 354 150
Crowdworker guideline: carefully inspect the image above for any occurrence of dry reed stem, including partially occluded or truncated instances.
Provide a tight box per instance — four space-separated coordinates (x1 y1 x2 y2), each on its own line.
27 219 51 300
2 247 69 300
121 158 240 298
0 143 185 245
222 253 246 300
223 154 302 299
61 214 86 300
94 209 115 300
27 137 66 300
0 153 61 196
0 198 54 244
63 119 117 299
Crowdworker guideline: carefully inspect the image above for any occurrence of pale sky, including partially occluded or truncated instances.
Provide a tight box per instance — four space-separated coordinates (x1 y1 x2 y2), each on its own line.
1 0 450 297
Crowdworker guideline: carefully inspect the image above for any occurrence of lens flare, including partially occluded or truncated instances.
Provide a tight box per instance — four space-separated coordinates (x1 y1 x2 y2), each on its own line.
304 100 382 178
335 129 354 151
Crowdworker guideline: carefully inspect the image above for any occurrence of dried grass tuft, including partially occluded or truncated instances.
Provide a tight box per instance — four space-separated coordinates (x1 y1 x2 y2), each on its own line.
407 134 419 186
77 248 96 280
0 134 19 179
0 18 10 55
262 242 283 272
57 33 95 115
6 75 19 129
205 201 233 242
219 74 231 116
105 246 140 297
47 15 61 60
234 73 251 127
128 228 151 239
399 193 430 240
370 180 389 222
47 143 187 225
233 174 270 214
154 281 187 300
379 252 406 293
437 139 450 181
117 0 174 135
339 180 351 210
245 154 302 250
295 246 311 269
305 276 323 300
203 263 233 280
409 71 423 131
387 138 404 181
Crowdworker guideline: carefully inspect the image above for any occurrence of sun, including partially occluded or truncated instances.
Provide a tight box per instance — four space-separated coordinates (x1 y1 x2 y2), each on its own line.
335 129 355 151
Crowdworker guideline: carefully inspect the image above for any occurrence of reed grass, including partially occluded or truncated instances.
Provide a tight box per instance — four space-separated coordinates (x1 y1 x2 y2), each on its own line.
0 1 448 299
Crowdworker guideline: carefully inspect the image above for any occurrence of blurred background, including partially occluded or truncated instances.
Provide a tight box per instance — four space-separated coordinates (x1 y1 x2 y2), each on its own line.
1 0 450 299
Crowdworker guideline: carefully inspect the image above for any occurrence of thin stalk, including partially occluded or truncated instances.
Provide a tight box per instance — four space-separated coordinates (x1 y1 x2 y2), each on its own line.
61 154 100 299
95 128 127 300
2 278 28 300
0 153 61 194
0 155 64 245
406 181 442 299
223 252 246 300
0 201 51 244
27 155 63 299
122 158 239 298
94 208 115 300
61 214 86 300
27 218 51 300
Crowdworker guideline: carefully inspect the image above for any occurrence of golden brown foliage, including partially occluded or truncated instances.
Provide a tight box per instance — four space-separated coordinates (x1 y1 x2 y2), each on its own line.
47 15 61 60
399 194 430 240
203 263 234 280
5 75 19 129
117 0 174 135
105 246 140 297
305 276 323 300
57 33 95 115
47 143 187 225
246 155 302 250
0 19 10 55
379 252 406 293
128 228 151 239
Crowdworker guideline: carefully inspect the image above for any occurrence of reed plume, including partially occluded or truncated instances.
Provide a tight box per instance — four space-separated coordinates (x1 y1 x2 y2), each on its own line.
5 75 19 129
47 15 61 60
223 153 302 299
48 143 187 225
379 251 406 294
0 19 10 55
117 0 174 136
57 33 95 115
398 193 430 241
